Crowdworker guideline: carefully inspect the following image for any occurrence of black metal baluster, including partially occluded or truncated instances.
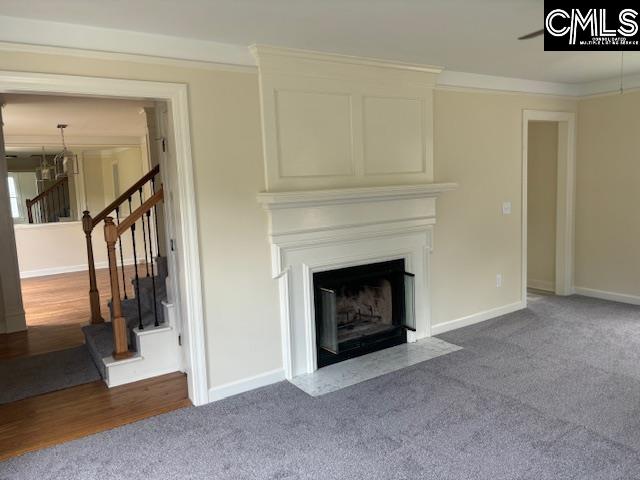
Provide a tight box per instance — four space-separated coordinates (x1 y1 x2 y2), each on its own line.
115 206 128 300
151 177 161 256
139 188 149 277
131 221 143 330
145 210 159 327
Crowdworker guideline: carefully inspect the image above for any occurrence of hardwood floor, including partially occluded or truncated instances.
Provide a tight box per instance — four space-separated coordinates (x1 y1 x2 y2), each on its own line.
0 372 191 461
0 268 189 462
0 266 136 359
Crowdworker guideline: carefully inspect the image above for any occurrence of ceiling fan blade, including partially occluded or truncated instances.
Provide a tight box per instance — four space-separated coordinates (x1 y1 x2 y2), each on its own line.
518 29 544 40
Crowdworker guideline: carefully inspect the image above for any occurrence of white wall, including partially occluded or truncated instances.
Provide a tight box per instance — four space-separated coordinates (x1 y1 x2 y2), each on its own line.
527 121 558 292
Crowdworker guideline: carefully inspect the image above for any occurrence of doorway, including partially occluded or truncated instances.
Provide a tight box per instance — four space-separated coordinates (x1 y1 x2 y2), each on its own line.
522 110 576 303
0 71 207 406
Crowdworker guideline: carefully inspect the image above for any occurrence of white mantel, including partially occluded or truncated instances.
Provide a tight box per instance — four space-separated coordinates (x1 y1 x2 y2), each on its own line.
258 182 456 379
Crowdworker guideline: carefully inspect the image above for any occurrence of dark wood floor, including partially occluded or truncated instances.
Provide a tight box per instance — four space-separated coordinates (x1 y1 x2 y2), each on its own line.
0 267 134 360
0 372 190 461
0 268 190 461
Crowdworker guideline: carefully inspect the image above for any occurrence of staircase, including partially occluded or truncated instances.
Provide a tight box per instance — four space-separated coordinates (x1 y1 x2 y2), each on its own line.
26 175 71 223
82 256 180 386
80 165 182 387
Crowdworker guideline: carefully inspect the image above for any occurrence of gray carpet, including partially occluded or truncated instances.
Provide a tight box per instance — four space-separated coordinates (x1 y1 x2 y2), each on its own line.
3 295 640 479
0 345 101 404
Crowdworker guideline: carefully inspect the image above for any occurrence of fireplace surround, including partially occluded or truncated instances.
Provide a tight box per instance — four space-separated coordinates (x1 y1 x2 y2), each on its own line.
258 183 456 378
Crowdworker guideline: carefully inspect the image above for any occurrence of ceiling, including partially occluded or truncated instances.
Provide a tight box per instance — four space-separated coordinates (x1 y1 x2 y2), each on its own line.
0 0 639 84
2 94 149 138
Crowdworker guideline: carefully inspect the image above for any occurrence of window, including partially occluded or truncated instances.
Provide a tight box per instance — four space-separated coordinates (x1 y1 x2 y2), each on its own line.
7 172 38 223
7 175 20 218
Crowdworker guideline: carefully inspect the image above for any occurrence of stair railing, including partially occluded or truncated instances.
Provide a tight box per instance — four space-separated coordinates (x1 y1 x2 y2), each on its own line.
104 185 164 359
82 164 160 324
26 176 69 223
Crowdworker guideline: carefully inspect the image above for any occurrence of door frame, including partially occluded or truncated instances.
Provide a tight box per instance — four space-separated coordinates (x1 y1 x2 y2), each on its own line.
0 70 209 406
522 109 576 303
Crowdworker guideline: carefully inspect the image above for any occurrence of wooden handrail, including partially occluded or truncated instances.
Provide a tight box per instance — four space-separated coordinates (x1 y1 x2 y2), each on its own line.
82 165 160 324
91 164 160 228
103 184 164 359
26 176 68 224
116 187 163 237
26 176 67 208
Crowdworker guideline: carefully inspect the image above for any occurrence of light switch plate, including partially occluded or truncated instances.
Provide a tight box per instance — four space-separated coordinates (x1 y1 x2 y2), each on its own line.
502 201 512 215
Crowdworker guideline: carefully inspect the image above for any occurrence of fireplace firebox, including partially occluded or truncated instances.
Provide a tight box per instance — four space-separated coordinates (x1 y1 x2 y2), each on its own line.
313 259 415 368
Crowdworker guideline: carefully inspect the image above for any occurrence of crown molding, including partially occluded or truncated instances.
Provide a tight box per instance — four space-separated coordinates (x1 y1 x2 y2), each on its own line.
0 15 255 72
250 44 443 74
0 15 634 98
436 70 579 98
576 72 640 98
4 134 143 147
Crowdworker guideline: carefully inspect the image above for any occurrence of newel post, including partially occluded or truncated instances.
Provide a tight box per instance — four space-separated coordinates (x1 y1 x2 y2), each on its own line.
83 211 103 324
104 217 131 360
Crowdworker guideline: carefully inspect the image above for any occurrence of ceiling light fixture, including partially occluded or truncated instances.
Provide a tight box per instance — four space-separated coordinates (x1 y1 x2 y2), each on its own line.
53 124 78 177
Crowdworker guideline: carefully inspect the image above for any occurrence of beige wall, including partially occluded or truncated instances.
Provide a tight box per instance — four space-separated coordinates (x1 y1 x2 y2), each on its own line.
575 91 640 298
527 121 558 291
0 49 280 388
431 90 576 325
0 47 584 390
15 146 149 277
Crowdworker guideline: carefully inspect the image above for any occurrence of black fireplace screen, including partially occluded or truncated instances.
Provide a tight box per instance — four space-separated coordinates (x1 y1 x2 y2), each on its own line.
314 259 415 367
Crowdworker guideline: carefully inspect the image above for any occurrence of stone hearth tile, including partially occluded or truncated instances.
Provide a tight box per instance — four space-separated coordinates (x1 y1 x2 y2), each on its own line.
289 337 462 396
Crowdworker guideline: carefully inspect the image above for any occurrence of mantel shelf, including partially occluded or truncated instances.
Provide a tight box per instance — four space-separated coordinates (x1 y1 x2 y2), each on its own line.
257 183 458 210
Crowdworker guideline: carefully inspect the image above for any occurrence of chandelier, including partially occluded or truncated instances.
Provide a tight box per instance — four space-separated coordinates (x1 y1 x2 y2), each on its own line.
53 124 78 178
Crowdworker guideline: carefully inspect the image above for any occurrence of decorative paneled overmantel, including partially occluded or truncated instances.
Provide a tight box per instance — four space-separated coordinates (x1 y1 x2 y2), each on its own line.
251 45 443 192
257 182 457 379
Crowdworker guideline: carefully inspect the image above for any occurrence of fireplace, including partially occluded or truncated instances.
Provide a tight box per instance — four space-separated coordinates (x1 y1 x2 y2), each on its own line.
313 259 415 368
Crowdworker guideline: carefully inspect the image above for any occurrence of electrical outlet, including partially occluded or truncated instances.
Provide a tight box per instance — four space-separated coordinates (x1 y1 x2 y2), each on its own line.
502 201 512 215
496 274 503 288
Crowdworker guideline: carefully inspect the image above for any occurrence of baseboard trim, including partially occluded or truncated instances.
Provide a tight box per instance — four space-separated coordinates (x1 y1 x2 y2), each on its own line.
431 301 525 336
574 286 640 306
20 258 136 279
208 368 286 402
527 279 555 292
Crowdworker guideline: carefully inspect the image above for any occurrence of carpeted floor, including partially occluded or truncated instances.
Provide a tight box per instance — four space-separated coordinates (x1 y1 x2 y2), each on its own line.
3 295 640 479
0 346 101 404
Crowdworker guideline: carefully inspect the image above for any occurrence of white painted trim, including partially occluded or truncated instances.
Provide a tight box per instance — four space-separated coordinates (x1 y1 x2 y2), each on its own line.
208 369 286 402
0 16 254 68
522 110 576 303
251 44 442 73
431 301 525 335
574 287 640 306
0 32 632 98
437 71 577 97
19 258 137 279
0 70 209 406
13 220 82 230
5 135 143 147
257 183 458 209
527 279 555 292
